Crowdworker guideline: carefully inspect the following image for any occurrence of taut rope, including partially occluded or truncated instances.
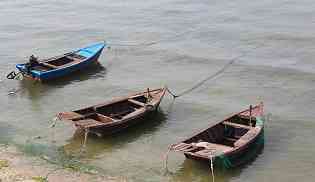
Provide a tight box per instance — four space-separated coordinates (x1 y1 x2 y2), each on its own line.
166 43 265 99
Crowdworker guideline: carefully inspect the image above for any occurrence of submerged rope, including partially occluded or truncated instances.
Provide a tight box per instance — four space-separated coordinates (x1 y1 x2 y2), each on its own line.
78 128 90 155
166 42 265 99
163 145 173 173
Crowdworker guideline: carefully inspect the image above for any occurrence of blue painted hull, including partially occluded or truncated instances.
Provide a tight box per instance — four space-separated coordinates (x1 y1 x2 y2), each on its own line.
16 42 106 81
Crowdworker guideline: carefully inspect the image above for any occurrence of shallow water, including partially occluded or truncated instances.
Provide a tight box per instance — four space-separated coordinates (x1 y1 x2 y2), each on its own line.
1 0 315 181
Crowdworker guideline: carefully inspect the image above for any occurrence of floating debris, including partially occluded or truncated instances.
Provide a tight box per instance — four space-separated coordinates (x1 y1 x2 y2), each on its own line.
32 176 48 182
0 159 9 169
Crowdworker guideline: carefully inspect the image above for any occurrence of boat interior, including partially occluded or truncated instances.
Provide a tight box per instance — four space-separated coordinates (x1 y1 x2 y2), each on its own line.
58 89 164 129
73 95 149 122
173 115 258 156
31 53 86 71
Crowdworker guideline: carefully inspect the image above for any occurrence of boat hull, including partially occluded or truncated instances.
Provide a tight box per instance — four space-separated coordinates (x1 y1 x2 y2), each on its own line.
59 88 166 136
184 129 264 169
171 103 265 169
16 42 105 81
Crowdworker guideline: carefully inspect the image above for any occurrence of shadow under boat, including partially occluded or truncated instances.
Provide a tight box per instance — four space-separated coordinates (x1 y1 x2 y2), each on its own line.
60 110 168 158
15 63 106 98
24 62 107 85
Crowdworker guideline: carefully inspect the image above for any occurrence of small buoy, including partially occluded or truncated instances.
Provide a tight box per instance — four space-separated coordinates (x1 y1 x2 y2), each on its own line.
33 136 42 139
8 91 16 95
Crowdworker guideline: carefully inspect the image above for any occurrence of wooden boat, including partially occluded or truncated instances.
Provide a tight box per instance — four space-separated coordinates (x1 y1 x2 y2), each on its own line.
57 87 167 134
170 103 264 169
15 42 106 81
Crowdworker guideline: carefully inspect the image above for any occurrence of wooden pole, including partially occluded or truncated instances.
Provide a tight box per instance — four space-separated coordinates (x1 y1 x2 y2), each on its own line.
249 105 252 127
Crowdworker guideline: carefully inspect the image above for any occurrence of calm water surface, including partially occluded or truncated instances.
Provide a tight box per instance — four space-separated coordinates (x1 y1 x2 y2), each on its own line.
1 0 315 181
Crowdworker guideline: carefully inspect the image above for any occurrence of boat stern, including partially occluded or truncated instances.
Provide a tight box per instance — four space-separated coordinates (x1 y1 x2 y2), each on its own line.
15 64 43 80
16 64 27 73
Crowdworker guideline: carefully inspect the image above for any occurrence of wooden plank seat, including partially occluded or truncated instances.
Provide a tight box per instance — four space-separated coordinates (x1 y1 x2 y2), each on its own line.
68 53 86 60
172 143 198 152
109 110 131 118
195 149 216 157
224 137 238 142
222 121 252 130
65 56 82 63
74 119 106 129
58 112 83 120
94 114 114 123
196 143 233 156
40 62 59 69
128 99 145 107
234 127 260 147
71 112 95 121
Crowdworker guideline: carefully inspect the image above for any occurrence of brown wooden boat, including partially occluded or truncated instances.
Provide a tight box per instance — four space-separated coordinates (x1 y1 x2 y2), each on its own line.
170 103 264 168
57 87 167 134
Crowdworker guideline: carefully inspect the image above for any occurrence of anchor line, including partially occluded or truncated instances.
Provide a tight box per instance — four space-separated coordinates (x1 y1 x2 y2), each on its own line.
166 42 265 99
106 26 204 48
209 153 215 182
163 145 174 172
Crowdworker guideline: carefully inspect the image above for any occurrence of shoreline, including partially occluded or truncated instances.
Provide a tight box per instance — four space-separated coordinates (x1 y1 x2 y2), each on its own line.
0 145 123 182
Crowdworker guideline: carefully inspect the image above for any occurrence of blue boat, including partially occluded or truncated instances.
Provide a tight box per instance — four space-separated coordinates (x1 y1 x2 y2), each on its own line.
16 42 106 81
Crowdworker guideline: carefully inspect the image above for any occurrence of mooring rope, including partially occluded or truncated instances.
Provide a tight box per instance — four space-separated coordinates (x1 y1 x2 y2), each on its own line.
106 26 205 48
166 42 265 99
77 128 89 156
209 152 215 182
163 145 173 173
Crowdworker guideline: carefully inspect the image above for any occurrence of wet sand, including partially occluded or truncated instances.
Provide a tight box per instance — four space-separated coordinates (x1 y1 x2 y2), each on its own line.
0 145 123 182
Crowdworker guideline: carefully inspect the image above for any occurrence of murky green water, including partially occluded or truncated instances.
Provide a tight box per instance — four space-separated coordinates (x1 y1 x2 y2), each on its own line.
1 0 315 181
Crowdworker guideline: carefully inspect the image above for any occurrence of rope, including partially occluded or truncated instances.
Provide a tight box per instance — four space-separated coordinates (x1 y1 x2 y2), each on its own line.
106 26 207 48
163 145 173 173
209 152 215 182
78 128 89 155
166 42 265 99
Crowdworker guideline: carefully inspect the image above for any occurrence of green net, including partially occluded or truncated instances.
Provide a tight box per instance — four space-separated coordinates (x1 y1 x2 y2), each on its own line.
217 153 233 169
256 117 264 127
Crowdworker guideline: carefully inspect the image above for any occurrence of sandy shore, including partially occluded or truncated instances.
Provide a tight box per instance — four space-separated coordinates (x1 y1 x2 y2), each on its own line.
0 145 124 182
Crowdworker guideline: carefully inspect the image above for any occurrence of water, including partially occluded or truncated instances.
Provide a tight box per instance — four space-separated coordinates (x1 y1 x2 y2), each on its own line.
1 0 315 181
